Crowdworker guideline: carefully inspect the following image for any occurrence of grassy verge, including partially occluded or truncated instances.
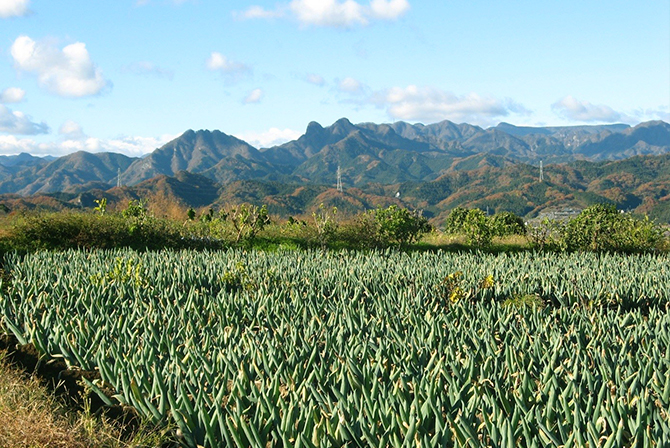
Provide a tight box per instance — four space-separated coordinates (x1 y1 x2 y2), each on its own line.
0 347 174 448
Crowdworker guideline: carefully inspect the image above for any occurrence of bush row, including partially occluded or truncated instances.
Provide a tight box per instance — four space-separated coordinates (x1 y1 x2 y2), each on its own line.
444 203 667 253
1 201 666 254
0 202 432 253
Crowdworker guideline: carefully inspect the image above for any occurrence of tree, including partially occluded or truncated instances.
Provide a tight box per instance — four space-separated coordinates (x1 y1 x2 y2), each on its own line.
229 204 270 244
370 205 431 247
312 203 339 249
444 207 469 235
463 209 493 248
564 203 663 253
490 211 526 237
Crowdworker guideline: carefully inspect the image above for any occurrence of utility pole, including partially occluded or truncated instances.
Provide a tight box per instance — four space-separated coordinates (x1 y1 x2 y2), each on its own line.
336 165 343 192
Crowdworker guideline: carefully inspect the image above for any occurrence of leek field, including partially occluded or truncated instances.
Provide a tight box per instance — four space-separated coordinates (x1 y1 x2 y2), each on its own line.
1 248 670 447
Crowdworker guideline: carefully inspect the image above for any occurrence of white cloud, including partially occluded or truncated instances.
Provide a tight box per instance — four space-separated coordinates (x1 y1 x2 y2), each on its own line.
0 131 176 157
123 61 174 80
551 96 626 123
93 134 176 157
369 0 409 19
337 76 364 94
641 107 670 123
369 85 528 125
0 105 49 135
0 0 30 18
206 52 251 81
235 127 302 148
234 5 285 19
58 120 84 138
244 88 263 104
290 0 366 27
305 73 325 85
10 36 109 98
238 0 410 27
0 135 39 154
0 87 26 103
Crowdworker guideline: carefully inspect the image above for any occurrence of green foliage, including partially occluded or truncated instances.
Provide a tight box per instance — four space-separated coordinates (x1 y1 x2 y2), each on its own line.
93 198 107 216
527 218 567 251
337 212 380 249
228 203 270 244
490 211 526 237
199 208 215 223
90 256 145 288
446 208 524 247
6 212 191 251
5 249 670 447
503 293 544 309
219 261 254 292
370 205 431 247
311 203 339 249
121 199 147 219
564 203 664 253
462 209 493 248
436 271 466 303
443 207 469 235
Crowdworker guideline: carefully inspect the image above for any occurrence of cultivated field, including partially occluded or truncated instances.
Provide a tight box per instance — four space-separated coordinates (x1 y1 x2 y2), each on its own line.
1 249 669 447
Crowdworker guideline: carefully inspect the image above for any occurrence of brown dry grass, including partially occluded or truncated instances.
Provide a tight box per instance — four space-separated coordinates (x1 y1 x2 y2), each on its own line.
0 351 171 448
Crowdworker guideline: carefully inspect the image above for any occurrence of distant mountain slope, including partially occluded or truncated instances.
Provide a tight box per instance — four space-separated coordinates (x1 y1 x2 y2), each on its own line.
0 151 134 196
6 151 670 225
122 129 265 185
0 118 669 196
0 153 53 169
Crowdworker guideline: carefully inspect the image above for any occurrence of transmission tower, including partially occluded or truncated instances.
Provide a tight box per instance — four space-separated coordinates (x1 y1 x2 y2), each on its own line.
336 165 343 192
117 168 121 188
539 161 544 182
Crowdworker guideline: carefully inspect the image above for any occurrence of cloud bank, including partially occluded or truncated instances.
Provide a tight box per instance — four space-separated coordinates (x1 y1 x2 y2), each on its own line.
368 85 529 125
0 105 49 135
0 87 26 104
236 0 409 28
11 36 109 98
551 96 626 123
235 128 302 148
0 0 30 18
0 126 176 157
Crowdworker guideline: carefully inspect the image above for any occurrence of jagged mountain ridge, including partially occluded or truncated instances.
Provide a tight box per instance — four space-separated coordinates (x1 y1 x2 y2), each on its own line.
0 118 669 196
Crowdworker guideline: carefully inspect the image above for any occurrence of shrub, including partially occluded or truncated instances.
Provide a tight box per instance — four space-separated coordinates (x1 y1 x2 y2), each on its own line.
564 204 664 253
227 204 270 244
490 211 526 237
527 218 567 251
444 207 469 235
8 211 190 252
462 209 493 248
311 204 339 249
371 205 431 247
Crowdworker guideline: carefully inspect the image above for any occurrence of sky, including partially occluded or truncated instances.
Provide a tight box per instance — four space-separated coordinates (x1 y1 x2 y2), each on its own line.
0 0 669 157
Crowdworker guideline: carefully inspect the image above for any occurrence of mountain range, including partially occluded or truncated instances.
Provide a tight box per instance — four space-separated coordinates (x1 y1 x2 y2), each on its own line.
1 118 670 223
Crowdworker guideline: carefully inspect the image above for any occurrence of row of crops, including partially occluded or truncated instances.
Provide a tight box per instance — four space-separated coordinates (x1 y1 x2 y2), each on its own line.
1 249 670 446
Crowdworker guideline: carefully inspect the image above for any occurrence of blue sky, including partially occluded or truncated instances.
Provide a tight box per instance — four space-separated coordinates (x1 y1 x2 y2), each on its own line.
1 0 668 156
